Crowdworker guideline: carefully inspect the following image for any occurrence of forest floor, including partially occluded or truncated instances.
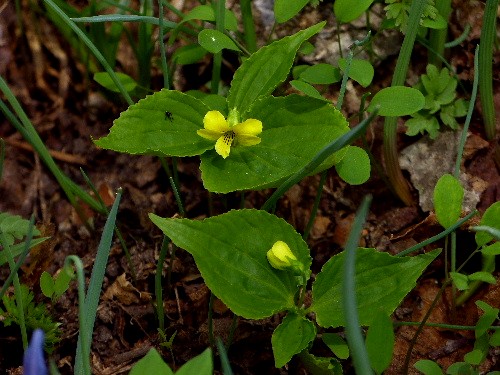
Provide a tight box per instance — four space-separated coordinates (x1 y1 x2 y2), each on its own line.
1 0 500 374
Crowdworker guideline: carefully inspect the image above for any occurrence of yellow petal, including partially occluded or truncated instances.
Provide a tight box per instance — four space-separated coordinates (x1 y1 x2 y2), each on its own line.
232 119 262 136
204 111 230 133
236 134 261 146
197 129 222 141
215 132 235 159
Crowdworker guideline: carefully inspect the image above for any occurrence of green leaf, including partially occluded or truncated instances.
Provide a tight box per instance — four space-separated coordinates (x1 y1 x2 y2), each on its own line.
433 174 464 229
200 95 349 193
176 5 238 31
338 58 374 88
299 64 342 84
367 86 425 116
468 272 496 284
93 89 212 157
228 22 325 114
272 314 316 368
366 311 394 374
129 348 173 375
176 348 213 375
446 362 474 375
0 237 48 266
334 146 370 185
93 72 137 93
322 333 349 360
274 0 309 23
475 202 500 247
0 212 41 247
334 0 375 22
198 29 240 53
489 329 500 346
414 360 444 375
405 114 440 139
40 271 55 299
172 45 207 65
298 352 343 375
290 80 326 100
54 266 74 297
149 209 312 319
450 272 469 291
482 242 500 256
475 301 499 338
310 248 440 328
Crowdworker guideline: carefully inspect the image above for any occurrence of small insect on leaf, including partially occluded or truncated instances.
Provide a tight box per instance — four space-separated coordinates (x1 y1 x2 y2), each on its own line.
165 111 174 122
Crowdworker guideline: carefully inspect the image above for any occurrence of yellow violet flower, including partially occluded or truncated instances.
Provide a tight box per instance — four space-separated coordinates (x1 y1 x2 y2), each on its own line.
197 110 262 159
267 241 298 270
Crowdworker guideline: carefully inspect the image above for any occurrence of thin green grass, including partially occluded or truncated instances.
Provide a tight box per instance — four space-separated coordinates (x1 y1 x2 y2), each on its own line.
73 189 122 375
342 195 373 375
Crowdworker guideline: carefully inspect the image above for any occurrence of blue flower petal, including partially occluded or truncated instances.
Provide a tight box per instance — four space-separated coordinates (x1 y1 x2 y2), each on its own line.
23 329 48 375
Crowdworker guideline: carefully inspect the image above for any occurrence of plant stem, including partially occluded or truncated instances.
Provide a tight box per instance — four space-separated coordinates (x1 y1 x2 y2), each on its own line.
478 0 499 140
343 195 374 375
382 0 427 206
240 0 257 53
428 0 451 68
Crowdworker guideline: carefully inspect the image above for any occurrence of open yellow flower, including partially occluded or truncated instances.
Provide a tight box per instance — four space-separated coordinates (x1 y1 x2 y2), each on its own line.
197 110 262 158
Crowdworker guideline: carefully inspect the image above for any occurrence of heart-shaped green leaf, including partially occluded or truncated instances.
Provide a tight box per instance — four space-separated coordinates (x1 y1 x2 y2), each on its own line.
94 89 212 157
334 0 375 22
200 95 349 193
149 209 312 319
475 202 500 247
93 72 137 93
310 248 440 328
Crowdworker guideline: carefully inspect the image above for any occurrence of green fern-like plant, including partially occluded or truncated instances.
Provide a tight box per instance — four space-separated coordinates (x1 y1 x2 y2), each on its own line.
405 64 468 139
0 284 61 353
384 0 441 33
0 212 48 266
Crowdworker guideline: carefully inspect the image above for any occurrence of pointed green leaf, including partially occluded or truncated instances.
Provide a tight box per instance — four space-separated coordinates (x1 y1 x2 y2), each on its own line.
476 202 500 247
475 301 499 338
433 174 464 229
176 348 213 375
40 272 55 299
299 64 342 85
414 360 444 375
272 314 316 368
468 272 496 284
228 22 325 114
93 72 137 93
338 58 374 88
130 348 173 375
450 272 469 291
274 0 309 23
310 248 440 328
334 0 375 22
198 29 240 53
200 95 349 193
367 87 425 116
481 242 500 256
93 89 212 157
334 146 370 185
290 80 326 100
366 311 394 374
322 333 349 360
149 209 312 319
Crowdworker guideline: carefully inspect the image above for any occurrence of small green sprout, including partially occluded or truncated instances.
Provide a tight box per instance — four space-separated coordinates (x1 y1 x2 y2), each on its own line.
197 109 262 159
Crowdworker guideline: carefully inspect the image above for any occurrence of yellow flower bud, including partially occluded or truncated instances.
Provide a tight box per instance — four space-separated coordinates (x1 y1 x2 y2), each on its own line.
267 241 298 270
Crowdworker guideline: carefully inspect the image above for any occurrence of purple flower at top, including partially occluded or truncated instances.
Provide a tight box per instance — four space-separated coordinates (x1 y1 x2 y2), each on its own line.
23 329 48 375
